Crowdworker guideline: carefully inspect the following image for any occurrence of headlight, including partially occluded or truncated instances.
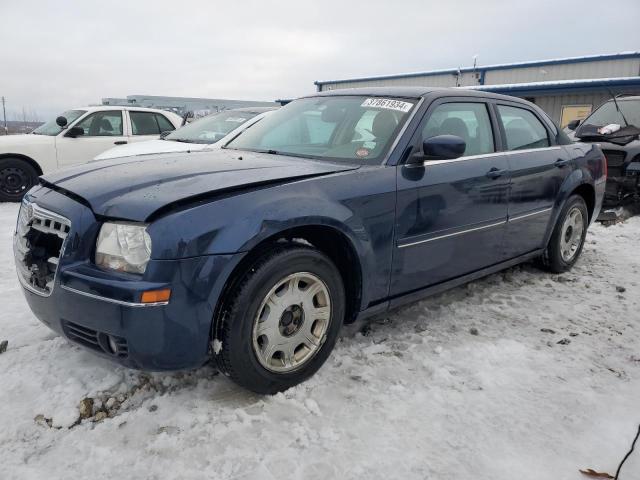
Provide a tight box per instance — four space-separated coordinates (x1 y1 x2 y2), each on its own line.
95 222 151 274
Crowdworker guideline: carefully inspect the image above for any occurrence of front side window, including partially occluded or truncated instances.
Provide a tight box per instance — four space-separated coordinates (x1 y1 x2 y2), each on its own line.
73 111 123 137
166 110 259 144
422 102 495 156
497 105 550 151
225 96 417 163
32 110 86 136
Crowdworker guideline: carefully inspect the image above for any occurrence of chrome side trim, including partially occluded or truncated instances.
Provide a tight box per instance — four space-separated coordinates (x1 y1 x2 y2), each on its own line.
398 220 506 248
411 146 563 167
508 207 553 222
60 285 169 307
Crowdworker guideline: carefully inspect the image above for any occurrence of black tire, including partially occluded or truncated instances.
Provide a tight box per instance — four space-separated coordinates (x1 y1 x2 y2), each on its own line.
0 157 38 202
541 195 589 273
215 245 345 394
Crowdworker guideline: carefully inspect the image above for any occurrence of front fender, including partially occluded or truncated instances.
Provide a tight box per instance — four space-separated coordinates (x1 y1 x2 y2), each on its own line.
147 167 397 308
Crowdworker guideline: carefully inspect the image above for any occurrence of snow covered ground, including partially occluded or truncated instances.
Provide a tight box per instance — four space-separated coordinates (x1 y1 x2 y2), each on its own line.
0 201 638 480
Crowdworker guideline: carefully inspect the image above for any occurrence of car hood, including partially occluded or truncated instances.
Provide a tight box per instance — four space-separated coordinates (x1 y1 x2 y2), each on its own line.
0 133 54 148
94 139 211 161
41 149 358 221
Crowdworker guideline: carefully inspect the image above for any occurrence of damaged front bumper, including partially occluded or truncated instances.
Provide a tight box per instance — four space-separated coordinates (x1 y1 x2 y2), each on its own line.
14 186 244 371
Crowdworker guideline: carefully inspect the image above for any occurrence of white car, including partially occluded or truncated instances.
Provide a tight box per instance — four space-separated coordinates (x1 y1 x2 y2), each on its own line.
95 107 278 161
0 106 182 202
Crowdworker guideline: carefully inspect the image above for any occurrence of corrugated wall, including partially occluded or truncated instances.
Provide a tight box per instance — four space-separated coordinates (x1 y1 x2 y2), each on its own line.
319 71 482 91
318 58 640 92
534 89 640 124
485 58 640 84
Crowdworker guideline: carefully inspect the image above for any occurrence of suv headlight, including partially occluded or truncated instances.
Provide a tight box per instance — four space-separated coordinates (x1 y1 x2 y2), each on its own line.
95 222 151 274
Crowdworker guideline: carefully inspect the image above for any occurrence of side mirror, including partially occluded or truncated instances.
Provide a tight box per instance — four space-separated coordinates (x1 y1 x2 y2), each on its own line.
567 119 580 131
406 135 466 165
159 130 172 139
56 116 68 127
66 126 85 138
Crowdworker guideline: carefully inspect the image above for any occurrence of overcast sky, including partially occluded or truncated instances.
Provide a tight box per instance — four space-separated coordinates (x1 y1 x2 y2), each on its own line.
1 0 639 120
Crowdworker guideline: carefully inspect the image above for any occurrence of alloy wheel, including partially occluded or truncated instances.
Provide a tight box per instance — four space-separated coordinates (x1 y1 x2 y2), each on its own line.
252 272 331 373
559 206 585 262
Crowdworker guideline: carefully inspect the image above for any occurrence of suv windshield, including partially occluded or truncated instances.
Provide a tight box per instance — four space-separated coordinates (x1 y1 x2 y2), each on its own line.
225 96 417 163
32 110 86 136
581 98 640 128
166 110 261 144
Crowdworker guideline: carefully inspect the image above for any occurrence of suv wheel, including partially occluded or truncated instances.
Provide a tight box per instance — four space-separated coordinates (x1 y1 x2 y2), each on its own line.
542 195 589 273
215 245 345 394
0 158 38 202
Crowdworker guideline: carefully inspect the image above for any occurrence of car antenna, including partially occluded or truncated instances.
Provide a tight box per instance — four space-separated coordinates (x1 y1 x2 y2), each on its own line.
607 89 630 127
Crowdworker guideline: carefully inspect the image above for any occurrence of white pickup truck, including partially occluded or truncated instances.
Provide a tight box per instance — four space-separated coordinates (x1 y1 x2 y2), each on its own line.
0 106 182 201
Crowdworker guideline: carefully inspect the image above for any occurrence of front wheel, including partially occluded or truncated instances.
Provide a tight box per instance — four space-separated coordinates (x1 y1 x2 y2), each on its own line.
0 158 38 202
541 195 589 273
215 245 345 394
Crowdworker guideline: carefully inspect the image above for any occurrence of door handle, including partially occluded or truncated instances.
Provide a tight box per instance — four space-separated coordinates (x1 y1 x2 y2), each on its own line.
555 158 570 168
114 140 127 145
486 168 507 179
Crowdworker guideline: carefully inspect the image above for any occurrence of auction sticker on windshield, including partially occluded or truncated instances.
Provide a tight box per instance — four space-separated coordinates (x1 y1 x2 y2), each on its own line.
361 98 413 112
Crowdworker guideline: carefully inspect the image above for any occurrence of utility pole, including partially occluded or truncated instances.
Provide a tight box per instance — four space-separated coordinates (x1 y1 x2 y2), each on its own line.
1 96 7 135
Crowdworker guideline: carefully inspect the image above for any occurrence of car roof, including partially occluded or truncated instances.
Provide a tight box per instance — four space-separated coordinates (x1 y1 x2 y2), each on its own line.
310 86 529 103
73 105 181 116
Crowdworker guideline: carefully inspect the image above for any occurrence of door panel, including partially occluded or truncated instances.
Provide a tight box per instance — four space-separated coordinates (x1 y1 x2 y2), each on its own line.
392 157 509 295
55 111 127 166
391 99 510 297
503 147 567 256
496 104 573 257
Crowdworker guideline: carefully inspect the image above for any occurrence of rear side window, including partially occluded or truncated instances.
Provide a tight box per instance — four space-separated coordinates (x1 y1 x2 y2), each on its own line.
130 111 161 135
156 114 175 132
422 102 495 157
497 105 550 151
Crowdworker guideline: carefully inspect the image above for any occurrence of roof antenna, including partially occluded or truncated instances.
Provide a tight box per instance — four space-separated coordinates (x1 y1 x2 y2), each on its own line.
608 88 629 127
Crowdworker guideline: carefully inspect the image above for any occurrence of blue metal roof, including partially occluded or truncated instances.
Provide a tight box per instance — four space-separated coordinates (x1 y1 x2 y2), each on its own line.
464 76 640 96
314 51 640 87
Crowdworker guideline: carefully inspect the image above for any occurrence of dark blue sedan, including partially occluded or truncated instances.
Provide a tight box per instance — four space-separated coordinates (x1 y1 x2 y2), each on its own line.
14 87 606 393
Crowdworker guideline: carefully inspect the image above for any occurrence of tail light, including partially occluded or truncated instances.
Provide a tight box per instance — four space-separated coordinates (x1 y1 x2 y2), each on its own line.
601 151 608 179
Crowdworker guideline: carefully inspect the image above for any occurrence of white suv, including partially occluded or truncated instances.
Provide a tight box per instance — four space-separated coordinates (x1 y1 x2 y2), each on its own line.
0 106 182 202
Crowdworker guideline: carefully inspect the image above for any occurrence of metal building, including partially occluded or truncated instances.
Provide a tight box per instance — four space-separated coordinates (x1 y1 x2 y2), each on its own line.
101 95 278 117
314 52 640 127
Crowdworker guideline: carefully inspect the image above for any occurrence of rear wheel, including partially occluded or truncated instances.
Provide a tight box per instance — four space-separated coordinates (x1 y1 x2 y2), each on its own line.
215 245 345 394
0 158 38 202
541 195 588 273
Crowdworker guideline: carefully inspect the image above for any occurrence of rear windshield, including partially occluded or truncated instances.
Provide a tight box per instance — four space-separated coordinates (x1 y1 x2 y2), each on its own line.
225 96 418 164
165 110 260 144
581 99 640 128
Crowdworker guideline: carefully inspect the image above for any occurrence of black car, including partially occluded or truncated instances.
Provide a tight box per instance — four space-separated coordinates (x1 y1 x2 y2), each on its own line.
567 95 640 208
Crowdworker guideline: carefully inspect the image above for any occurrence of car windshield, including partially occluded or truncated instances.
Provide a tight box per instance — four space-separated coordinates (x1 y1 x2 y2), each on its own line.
225 96 418 163
165 110 261 144
582 98 640 128
32 110 86 136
